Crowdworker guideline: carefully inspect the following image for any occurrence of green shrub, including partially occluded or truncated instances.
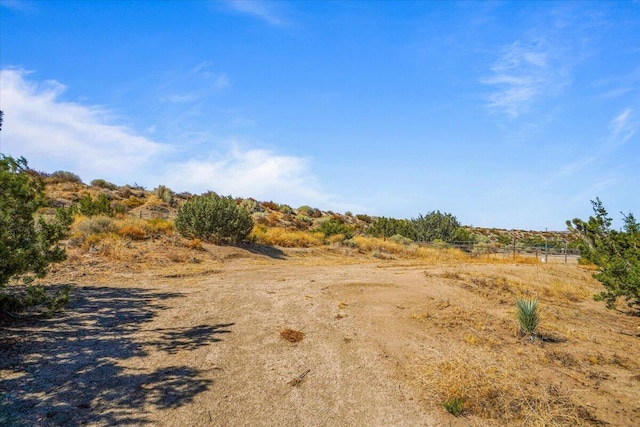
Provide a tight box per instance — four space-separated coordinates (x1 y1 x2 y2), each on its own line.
317 219 355 240
443 397 464 417
0 156 72 287
48 170 83 184
356 214 373 224
369 217 415 240
240 198 262 213
90 178 118 190
74 216 118 235
175 194 254 244
154 185 174 206
497 233 513 246
0 284 71 316
516 299 540 336
74 193 114 216
412 210 462 243
389 234 413 245
568 198 639 311
298 205 313 215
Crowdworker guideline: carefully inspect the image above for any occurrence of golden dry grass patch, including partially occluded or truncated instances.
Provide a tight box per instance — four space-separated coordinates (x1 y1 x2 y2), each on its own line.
415 347 596 425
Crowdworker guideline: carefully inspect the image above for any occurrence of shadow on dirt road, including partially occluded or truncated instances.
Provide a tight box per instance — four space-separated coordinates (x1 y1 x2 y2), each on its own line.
0 285 233 426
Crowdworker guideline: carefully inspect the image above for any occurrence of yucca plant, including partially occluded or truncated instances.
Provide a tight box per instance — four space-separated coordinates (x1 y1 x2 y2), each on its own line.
443 397 464 416
516 298 540 336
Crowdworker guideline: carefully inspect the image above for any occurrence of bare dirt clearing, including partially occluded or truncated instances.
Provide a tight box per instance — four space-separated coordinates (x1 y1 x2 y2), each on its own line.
2 244 639 426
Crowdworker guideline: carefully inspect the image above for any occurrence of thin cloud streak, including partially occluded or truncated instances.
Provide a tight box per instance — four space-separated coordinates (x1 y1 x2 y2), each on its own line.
609 108 637 146
225 0 285 26
0 0 37 13
482 39 567 118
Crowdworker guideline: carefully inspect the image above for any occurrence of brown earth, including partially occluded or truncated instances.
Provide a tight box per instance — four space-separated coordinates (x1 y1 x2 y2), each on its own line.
1 241 639 426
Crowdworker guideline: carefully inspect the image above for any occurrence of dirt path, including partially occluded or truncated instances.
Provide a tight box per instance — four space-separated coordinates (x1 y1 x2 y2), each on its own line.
2 247 639 426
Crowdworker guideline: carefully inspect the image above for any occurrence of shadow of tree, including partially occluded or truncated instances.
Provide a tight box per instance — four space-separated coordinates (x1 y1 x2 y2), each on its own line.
241 243 286 260
0 285 232 426
148 324 233 354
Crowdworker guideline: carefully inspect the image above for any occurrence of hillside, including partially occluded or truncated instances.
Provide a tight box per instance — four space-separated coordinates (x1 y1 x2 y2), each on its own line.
4 171 638 426
38 172 576 251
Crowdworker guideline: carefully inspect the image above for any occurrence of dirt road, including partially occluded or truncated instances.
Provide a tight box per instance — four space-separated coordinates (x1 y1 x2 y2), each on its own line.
2 246 638 426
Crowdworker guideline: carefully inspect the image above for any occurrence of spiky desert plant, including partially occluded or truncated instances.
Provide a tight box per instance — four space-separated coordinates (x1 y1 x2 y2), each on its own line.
516 299 540 336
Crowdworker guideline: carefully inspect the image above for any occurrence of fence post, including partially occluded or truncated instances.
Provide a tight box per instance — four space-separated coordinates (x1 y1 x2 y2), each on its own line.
564 242 568 264
512 235 516 259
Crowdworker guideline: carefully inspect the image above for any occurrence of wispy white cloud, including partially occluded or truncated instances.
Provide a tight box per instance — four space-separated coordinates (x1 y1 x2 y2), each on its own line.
157 63 230 105
162 144 329 204
482 39 568 118
225 0 285 26
558 156 597 177
0 68 168 181
0 68 335 208
609 108 637 146
0 0 37 13
601 87 634 99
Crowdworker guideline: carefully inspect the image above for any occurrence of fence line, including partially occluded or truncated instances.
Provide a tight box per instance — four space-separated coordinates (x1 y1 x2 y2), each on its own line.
417 240 580 263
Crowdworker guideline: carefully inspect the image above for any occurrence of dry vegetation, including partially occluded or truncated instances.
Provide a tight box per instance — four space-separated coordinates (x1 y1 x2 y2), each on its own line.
1 179 638 426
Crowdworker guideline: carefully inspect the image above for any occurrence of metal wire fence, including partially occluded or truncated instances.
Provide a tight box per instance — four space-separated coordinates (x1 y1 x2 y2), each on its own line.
418 240 580 263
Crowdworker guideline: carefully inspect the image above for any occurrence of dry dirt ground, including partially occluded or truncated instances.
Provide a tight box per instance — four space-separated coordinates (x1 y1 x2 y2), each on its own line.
1 242 639 426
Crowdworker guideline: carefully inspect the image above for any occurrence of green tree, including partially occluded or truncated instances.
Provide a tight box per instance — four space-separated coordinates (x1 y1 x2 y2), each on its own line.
412 210 462 243
567 198 639 311
368 217 416 240
74 193 114 216
317 219 355 239
0 155 72 286
175 194 253 244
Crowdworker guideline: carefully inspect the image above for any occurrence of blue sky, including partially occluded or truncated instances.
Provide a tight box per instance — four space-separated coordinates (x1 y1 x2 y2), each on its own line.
1 0 638 230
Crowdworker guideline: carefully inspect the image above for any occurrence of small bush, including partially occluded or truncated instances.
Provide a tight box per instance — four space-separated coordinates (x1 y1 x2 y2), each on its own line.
118 225 146 240
186 238 204 250
154 185 174 206
47 170 83 184
0 284 71 316
443 397 464 416
297 205 313 215
123 196 145 209
74 193 114 216
240 198 262 213
516 299 540 336
175 194 253 245
74 216 118 236
90 178 118 190
356 214 373 223
317 219 355 240
144 218 174 235
389 234 413 245
262 200 280 211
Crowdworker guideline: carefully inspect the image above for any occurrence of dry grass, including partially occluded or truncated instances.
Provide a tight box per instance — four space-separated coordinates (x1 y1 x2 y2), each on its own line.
348 236 470 262
117 224 147 240
417 348 594 425
68 215 177 257
251 226 324 247
280 328 305 343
